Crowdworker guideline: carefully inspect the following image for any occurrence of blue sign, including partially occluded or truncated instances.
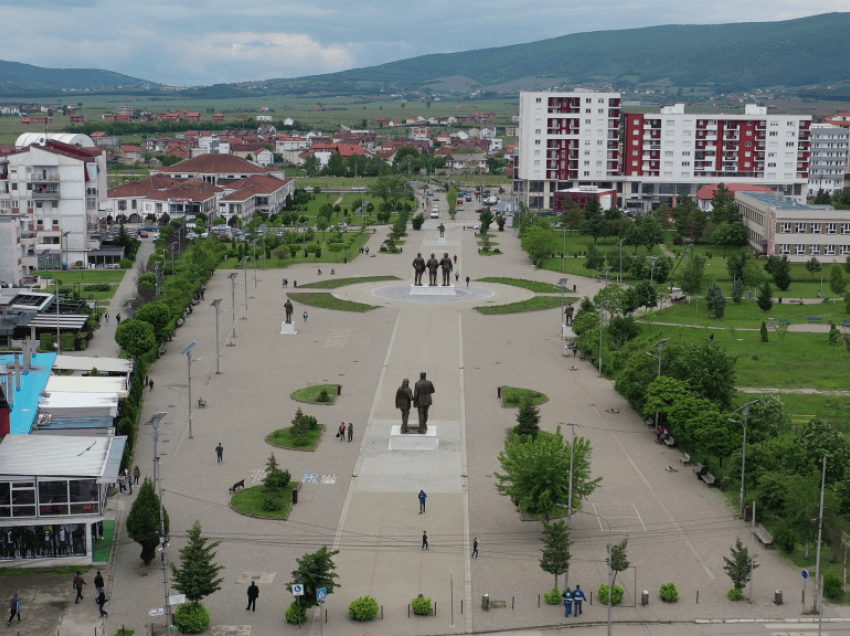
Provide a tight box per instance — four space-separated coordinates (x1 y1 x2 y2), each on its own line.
292 584 304 596
317 587 328 602
802 569 809 579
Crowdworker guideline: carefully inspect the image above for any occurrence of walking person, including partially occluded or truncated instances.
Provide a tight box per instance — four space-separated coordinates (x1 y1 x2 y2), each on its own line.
115 313 121 325
453 254 457 264
73 571 86 603
303 311 308 324
572 584 586 616
133 465 141 486
7 595 20 625
422 531 429 551
125 469 133 495
471 537 479 559
465 276 470 287
117 472 127 494
418 489 427 514
347 422 353 442
338 422 346 441
562 588 573 618
149 378 154 391
94 571 105 596
215 443 223 463
455 271 460 283
246 580 259 611
96 589 108 617
104 312 110 324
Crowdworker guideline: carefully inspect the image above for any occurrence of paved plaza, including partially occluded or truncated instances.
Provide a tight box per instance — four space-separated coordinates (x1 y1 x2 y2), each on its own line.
26 200 849 636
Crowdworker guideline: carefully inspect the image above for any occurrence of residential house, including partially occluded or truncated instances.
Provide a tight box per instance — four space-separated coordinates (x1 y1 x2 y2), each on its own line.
410 127 432 142
91 132 120 147
152 153 285 185
230 143 274 166
445 153 489 173
186 113 201 122
375 117 391 128
212 113 225 123
119 145 142 164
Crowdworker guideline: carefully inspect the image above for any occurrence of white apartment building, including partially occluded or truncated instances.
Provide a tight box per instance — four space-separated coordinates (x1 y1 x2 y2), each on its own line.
807 124 848 197
736 190 849 263
0 219 25 286
515 91 622 210
622 104 812 210
0 141 107 271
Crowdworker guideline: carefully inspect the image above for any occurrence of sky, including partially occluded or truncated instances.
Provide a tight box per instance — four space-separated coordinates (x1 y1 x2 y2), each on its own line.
1 1 844 86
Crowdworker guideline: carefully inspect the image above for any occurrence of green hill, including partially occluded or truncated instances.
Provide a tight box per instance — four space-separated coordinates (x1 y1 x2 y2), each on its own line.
267 13 850 95
0 60 159 92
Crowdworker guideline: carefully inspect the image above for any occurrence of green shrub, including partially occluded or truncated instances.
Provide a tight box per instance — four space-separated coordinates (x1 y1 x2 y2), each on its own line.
262 496 282 512
543 586 562 605
824 573 843 599
597 583 624 605
317 389 331 403
120 258 133 269
39 333 54 352
285 600 308 624
173 602 210 633
348 595 379 621
727 588 744 601
659 583 678 602
411 596 432 615
773 527 796 553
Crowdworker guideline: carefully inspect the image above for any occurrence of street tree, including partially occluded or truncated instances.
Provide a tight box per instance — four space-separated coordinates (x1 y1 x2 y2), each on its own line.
806 257 823 279
623 223 642 253
726 251 752 282
666 340 737 411
286 546 340 609
115 319 156 359
171 521 224 603
579 202 605 244
634 280 658 310
830 265 846 298
731 277 745 304
679 254 707 294
264 453 291 491
710 184 740 224
539 520 571 589
764 256 791 291
126 477 169 565
705 283 727 318
514 394 540 439
479 209 495 235
723 538 758 590
608 539 630 587
711 222 748 256
639 214 665 253
757 281 773 313
520 226 557 265
495 426 601 520
134 302 170 343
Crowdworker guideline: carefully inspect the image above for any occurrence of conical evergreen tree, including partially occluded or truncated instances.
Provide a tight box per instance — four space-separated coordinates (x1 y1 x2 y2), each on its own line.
171 521 224 603
126 477 169 565
514 395 540 439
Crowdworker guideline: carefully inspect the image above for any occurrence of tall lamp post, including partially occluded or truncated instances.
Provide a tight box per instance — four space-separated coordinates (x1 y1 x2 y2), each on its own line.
730 399 758 519
241 256 250 310
597 301 608 377
55 279 61 353
251 240 259 288
813 453 828 613
144 412 171 627
617 239 625 284
210 299 223 374
652 338 670 429
169 242 179 275
559 278 568 339
229 272 239 337
601 266 611 287
179 341 199 439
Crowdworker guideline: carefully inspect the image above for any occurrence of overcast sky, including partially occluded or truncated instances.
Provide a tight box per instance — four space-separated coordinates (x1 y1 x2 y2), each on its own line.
2 1 843 85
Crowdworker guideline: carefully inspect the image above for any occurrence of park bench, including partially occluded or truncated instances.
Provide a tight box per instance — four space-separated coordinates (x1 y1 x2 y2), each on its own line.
780 319 790 324
662 435 676 447
197 397 207 408
806 317 823 322
228 479 245 494
679 453 691 465
671 295 687 304
789 299 803 304
754 524 774 548
701 472 716 487
156 343 167 359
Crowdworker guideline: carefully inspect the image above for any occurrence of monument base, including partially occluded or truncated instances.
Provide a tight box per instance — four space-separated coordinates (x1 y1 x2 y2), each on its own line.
437 237 447 245
409 285 456 296
280 322 297 335
389 425 438 450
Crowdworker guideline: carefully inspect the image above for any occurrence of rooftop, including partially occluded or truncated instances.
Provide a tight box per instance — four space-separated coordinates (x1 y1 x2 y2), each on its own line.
0 352 56 434
737 190 836 212
0 434 126 481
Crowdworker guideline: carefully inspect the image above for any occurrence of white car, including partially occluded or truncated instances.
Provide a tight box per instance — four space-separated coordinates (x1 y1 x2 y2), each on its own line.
430 209 440 219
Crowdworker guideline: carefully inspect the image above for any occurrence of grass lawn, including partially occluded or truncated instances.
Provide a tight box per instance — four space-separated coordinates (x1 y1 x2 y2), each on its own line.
298 276 400 289
228 232 371 268
116 630 135 636
288 292 380 312
267 425 325 450
479 250 503 256
501 386 548 407
640 324 849 390
477 240 500 246
739 393 850 434
475 296 576 315
478 277 562 293
36 270 126 285
231 483 298 520
648 298 850 329
292 384 339 404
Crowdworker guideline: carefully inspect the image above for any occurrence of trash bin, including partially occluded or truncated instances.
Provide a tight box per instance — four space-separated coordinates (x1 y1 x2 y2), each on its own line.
774 590 783 605
641 590 649 606
292 488 298 505
481 594 489 611
564 346 569 357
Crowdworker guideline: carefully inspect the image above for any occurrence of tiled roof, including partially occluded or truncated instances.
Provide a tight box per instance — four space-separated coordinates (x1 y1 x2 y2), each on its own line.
158 153 268 174
337 144 370 157
226 175 292 193
696 183 775 200
107 174 184 198
146 178 223 202
231 143 265 152
121 145 139 152
38 140 98 160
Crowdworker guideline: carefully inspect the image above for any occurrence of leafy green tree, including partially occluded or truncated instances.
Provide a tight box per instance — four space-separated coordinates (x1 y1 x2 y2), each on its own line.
711 221 748 256
521 226 557 265
623 223 642 253
479 209 495 235
369 176 412 211
731 278 745 304
496 214 506 231
639 214 664 253
643 377 693 426
667 340 737 411
760 321 769 343
764 255 791 291
711 184 740 224
264 453 291 491
411 213 425 230
514 395 540 439
830 265 846 298
723 538 758 590
134 301 170 342
495 426 601 520
671 195 707 243
579 203 605 244
126 477 169 565
744 257 768 291
705 283 727 318
115 319 156 358
679 254 706 294
286 547 340 610
795 418 850 484
303 155 320 177
806 257 823 279
744 395 788 443
584 244 606 272
539 520 571 588
171 521 224 603
634 280 657 310
756 282 773 313
608 539 630 587
727 251 752 282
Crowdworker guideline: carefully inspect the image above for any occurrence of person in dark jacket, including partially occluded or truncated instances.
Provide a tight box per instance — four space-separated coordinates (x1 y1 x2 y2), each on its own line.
94 571 105 595
246 581 259 611
96 590 108 617
572 585 586 616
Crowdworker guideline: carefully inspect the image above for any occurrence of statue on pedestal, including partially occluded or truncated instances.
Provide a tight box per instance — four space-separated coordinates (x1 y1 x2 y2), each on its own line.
395 379 414 433
284 298 294 323
412 253 426 286
439 253 453 286
426 253 439 286
413 372 435 434
438 223 445 238
564 304 574 326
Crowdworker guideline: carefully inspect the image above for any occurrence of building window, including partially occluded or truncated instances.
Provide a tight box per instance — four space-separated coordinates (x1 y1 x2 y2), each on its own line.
825 245 836 255
665 151 674 157
534 140 541 145
795 244 807 255
583 171 590 176
770 131 778 136
780 222 792 233
843 223 850 234
786 142 796 147
535 98 541 103
842 245 850 256
779 244 790 254
796 223 807 233
827 223 837 234
534 129 541 135
585 120 591 125
811 244 820 255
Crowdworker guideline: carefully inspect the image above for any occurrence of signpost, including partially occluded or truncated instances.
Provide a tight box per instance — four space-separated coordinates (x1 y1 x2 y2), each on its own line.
802 568 809 611
317 587 327 636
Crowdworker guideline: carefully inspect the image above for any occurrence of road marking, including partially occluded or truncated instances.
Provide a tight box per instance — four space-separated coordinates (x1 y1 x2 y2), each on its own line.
324 328 351 348
302 474 337 485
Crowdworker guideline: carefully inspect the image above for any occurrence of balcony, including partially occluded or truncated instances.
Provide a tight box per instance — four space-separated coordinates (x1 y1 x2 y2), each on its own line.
30 172 59 182
32 188 60 200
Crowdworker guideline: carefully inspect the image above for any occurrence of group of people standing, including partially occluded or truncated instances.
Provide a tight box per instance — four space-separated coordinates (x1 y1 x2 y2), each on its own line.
561 585 587 617
337 422 353 442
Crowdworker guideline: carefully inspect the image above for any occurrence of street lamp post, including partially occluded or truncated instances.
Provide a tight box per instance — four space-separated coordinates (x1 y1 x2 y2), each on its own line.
144 412 170 627
169 242 179 275
730 400 758 519
601 266 611 287
229 273 239 337
210 299 223 374
649 256 658 287
241 256 250 310
813 454 828 613
559 278 568 339
179 342 199 439
55 279 61 353
251 240 259 288
653 338 670 429
597 302 608 377
617 240 624 284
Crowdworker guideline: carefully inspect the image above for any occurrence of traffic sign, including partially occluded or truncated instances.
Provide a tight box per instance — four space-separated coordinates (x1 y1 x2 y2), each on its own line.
316 587 328 602
802 569 809 579
292 584 304 596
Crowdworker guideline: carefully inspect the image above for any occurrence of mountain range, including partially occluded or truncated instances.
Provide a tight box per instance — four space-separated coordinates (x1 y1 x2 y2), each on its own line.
0 14 848 97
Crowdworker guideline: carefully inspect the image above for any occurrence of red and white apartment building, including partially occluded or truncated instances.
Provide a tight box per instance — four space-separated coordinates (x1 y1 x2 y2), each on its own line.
516 93 816 212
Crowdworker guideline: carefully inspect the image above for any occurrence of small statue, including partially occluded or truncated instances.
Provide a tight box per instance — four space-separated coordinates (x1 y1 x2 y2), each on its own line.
395 379 414 433
438 223 445 238
564 304 574 326
413 372 435 434
426 253 439 286
284 298 294 323
412 253 426 286
439 252 453 286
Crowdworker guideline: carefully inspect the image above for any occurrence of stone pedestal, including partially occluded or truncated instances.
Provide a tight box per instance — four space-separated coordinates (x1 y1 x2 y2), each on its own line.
280 322 297 335
389 425 438 450
409 285 456 296
437 237 447 245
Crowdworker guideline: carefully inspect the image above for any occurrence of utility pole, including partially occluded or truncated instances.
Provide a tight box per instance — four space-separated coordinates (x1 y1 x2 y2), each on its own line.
145 412 171 628
180 342 198 439
813 454 828 612
229 272 239 337
210 299 223 374
241 257 250 310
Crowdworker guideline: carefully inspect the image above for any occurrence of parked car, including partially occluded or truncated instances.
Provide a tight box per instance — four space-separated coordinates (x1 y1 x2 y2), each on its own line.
138 231 148 238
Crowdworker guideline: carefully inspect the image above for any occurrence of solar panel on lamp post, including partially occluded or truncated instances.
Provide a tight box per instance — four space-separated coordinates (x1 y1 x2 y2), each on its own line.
179 342 199 439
